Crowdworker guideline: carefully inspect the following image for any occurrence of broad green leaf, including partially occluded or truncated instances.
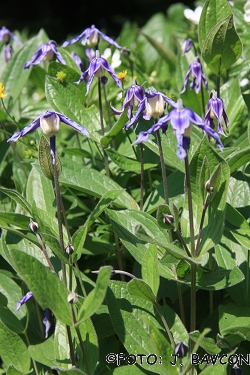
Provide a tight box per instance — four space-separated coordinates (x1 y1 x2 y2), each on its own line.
189 331 221 354
2 30 47 108
0 320 30 373
198 0 232 49
54 320 71 369
40 233 69 264
26 164 56 216
0 188 32 214
199 363 227 374
56 369 88 375
219 303 250 341
0 212 30 229
105 148 157 171
0 273 26 320
38 135 61 181
181 137 230 255
45 76 101 142
48 61 80 83
100 109 128 148
8 249 72 326
57 47 82 71
72 226 88 262
6 366 26 375
227 146 250 173
127 279 156 302
202 14 242 75
227 175 250 208
78 266 112 322
104 366 152 375
142 245 160 296
139 31 177 71
75 318 98 374
28 336 57 367
0 306 24 334
59 160 138 210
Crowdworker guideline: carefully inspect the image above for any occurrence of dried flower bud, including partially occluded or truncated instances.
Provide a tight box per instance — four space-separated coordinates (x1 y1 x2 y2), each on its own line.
29 218 39 233
67 292 78 304
174 341 188 358
205 180 213 192
162 213 174 225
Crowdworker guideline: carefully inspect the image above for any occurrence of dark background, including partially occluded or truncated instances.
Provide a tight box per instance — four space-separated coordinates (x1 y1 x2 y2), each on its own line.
1 0 195 44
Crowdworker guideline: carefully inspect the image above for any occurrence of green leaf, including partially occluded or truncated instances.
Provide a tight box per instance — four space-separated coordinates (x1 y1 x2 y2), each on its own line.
105 148 157 171
28 336 57 367
0 188 32 214
100 109 128 148
45 76 101 142
139 31 177 71
78 266 112 322
59 160 138 210
201 14 242 75
198 0 232 49
219 303 250 341
0 212 30 229
48 61 80 83
127 279 156 302
142 245 160 296
2 30 47 108
8 249 72 326
189 331 221 354
38 135 61 181
0 320 30 373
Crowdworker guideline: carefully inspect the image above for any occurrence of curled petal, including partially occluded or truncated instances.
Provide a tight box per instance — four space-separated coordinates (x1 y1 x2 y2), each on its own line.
16 292 33 311
132 131 150 145
51 44 66 65
8 118 41 141
124 99 146 130
43 308 51 339
57 113 89 136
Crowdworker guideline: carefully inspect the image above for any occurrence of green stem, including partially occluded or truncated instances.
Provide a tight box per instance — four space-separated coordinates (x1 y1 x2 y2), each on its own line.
184 155 195 256
209 249 213 315
114 230 125 281
75 262 87 298
97 78 110 177
139 143 144 210
246 250 250 305
36 233 55 273
195 192 210 257
154 301 175 349
216 75 221 98
156 130 169 205
177 282 186 327
24 333 39 375
72 307 91 374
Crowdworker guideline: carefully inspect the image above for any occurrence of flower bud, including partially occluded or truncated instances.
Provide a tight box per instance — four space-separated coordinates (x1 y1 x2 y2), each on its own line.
40 112 60 136
67 292 78 304
174 341 188 358
230 365 242 375
146 93 165 118
29 218 39 233
64 244 74 255
162 213 174 225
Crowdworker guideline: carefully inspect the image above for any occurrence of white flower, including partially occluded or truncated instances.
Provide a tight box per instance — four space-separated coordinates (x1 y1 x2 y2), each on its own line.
102 48 121 69
184 6 203 25
244 0 250 22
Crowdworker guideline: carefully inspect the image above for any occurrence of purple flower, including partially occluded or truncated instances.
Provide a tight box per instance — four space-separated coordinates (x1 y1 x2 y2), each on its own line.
85 48 95 62
204 90 229 136
181 57 208 94
132 99 224 160
8 111 89 164
111 78 144 120
181 39 193 55
0 26 22 45
125 87 177 130
43 308 51 339
15 292 33 311
62 24 122 49
4 44 13 63
24 41 66 69
71 52 84 72
77 50 122 95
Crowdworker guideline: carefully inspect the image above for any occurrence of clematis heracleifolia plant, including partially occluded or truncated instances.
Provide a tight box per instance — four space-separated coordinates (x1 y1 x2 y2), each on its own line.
8 111 89 164
111 78 144 120
77 50 122 95
15 291 33 311
24 41 66 69
204 90 229 136
181 57 208 94
125 87 177 130
132 98 224 160
62 24 122 49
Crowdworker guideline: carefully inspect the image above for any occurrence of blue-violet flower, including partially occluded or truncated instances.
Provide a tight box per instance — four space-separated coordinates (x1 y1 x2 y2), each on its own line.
132 98 223 160
24 41 66 69
8 111 89 164
125 87 177 130
181 57 208 94
62 24 122 49
204 90 229 135
181 39 193 55
0 26 22 45
43 308 51 339
77 50 122 95
4 43 13 63
71 52 84 72
15 292 33 311
111 78 144 120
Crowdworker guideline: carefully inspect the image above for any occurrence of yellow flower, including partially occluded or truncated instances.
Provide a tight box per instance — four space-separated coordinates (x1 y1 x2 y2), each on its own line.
56 71 67 82
0 82 7 98
117 70 127 82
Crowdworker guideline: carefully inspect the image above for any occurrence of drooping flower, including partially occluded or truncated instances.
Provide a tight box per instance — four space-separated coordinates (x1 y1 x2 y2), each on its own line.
181 39 193 56
125 87 177 130
71 52 84 72
62 25 122 49
174 342 188 358
0 26 22 45
24 41 66 69
4 43 13 63
43 308 51 339
132 98 223 160
184 6 202 25
77 50 122 95
204 90 229 135
111 78 144 120
15 292 33 311
181 57 208 94
0 82 7 98
8 111 89 164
